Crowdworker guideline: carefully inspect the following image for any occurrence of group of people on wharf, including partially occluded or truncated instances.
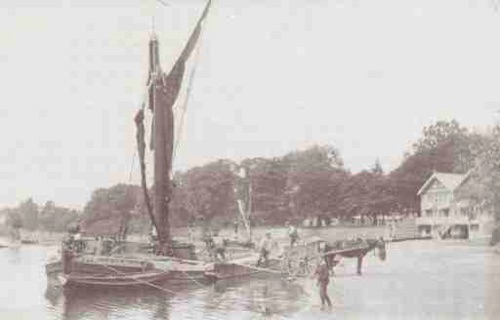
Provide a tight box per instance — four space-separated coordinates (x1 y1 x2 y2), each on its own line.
62 232 125 256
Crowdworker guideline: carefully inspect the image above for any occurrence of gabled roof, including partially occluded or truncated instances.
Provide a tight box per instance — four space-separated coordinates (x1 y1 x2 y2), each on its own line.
417 171 470 195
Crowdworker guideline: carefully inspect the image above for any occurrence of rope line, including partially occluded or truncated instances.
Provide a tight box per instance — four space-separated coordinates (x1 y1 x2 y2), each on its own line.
100 263 176 294
178 269 206 288
230 263 285 275
128 150 136 183
155 0 170 7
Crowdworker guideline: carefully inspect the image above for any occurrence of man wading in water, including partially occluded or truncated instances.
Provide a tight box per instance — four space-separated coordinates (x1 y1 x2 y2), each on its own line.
314 260 332 310
287 222 299 246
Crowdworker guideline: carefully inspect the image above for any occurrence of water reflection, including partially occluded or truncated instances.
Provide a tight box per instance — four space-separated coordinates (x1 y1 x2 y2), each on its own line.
43 273 310 320
210 274 309 317
485 251 500 319
44 284 61 307
61 286 173 320
2 242 500 319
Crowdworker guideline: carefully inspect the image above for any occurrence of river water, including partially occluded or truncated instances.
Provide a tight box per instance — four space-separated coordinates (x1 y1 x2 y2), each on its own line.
1 240 500 319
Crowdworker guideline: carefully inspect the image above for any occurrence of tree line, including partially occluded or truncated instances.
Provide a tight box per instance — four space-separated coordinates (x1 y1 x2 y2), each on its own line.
80 119 500 230
1 199 79 233
3 120 499 233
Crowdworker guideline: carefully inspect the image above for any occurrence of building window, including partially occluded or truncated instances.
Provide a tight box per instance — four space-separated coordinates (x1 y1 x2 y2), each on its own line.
460 207 468 216
441 209 450 217
425 209 432 217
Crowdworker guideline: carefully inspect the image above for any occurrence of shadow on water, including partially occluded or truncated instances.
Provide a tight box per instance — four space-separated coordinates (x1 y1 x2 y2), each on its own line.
209 273 310 317
43 274 310 320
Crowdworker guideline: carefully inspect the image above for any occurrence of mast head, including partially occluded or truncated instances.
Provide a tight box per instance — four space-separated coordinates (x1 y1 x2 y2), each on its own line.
148 33 161 76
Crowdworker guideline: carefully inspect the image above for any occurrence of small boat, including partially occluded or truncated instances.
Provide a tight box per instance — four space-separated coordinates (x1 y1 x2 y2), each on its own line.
45 260 62 277
0 241 21 249
21 239 39 245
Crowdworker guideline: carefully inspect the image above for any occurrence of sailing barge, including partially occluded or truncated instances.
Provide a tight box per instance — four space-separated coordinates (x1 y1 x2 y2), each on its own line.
47 0 262 288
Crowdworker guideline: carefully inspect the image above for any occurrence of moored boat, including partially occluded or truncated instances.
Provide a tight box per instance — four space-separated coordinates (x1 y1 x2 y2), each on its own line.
46 0 266 289
21 239 39 245
45 260 62 277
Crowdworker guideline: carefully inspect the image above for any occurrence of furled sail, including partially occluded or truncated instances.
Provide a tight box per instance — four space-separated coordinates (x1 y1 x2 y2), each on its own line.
135 0 212 254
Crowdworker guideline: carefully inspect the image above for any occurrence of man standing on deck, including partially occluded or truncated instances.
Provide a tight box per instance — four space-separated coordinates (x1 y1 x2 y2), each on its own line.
314 260 332 310
256 232 272 267
233 219 239 240
212 235 227 261
188 221 196 243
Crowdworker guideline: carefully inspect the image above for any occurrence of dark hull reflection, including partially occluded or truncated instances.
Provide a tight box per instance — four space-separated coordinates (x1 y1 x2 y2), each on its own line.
44 271 309 320
62 286 173 320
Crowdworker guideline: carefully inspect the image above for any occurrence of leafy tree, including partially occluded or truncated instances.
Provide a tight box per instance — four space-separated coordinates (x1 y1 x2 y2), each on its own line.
18 198 39 230
172 160 238 228
389 120 486 214
282 145 346 222
5 208 23 229
237 157 289 224
38 200 79 232
412 120 466 152
81 184 139 235
456 126 500 221
336 171 393 222
39 200 57 231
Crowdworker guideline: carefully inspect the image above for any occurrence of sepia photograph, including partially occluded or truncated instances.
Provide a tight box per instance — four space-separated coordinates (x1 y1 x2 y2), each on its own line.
1 0 500 319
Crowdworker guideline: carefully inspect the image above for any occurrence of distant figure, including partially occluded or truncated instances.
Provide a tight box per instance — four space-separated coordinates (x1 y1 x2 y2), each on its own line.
102 237 113 255
97 236 104 255
212 235 227 261
203 233 226 261
202 233 215 259
233 219 239 239
288 223 299 246
389 220 396 240
314 260 332 310
256 232 272 267
62 246 76 274
188 222 196 243
62 233 74 251
490 226 500 246
91 237 98 254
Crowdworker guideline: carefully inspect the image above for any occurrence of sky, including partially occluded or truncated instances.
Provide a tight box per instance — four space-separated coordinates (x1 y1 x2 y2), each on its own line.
1 0 500 209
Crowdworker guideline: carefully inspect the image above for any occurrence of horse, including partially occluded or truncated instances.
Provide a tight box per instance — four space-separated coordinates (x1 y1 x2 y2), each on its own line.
323 237 386 275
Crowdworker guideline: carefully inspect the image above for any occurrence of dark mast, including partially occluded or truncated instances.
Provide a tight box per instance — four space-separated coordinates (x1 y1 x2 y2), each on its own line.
149 33 174 252
141 0 212 255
